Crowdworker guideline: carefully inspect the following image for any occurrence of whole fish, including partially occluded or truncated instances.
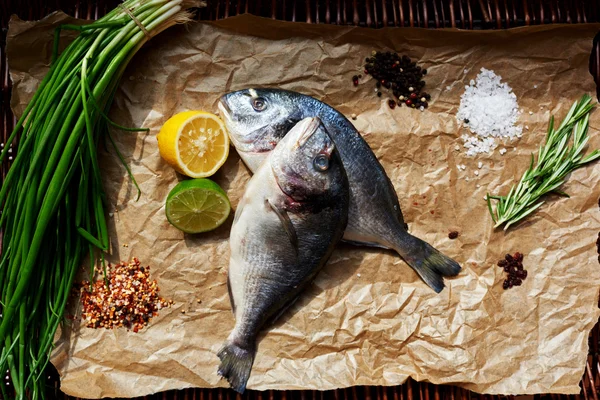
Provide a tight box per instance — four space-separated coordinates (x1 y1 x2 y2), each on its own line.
218 117 349 393
218 88 460 293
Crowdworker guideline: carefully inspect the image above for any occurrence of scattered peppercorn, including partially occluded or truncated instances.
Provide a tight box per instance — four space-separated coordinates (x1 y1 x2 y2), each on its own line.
497 252 528 290
388 99 397 109
405 99 413 106
464 118 470 124
80 258 170 332
356 50 429 111
448 231 459 240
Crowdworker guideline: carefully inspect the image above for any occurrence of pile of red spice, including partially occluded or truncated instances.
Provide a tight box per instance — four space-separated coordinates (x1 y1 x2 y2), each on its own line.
497 252 527 289
80 258 171 333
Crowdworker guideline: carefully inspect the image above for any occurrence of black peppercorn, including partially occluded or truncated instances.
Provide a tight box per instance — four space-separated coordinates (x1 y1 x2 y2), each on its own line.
377 92 382 97
363 50 428 111
448 231 459 239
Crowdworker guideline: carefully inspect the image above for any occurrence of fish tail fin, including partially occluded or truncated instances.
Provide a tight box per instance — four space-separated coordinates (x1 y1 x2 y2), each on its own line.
392 231 461 293
217 339 256 394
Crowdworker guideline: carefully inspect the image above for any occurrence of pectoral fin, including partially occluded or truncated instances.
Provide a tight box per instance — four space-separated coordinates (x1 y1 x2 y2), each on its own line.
227 275 236 316
267 199 298 253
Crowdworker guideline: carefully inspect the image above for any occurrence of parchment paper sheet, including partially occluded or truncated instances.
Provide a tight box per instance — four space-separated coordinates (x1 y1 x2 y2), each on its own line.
7 13 600 398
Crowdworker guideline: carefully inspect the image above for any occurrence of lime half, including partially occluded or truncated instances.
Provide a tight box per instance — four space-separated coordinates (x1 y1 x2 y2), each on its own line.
165 179 231 233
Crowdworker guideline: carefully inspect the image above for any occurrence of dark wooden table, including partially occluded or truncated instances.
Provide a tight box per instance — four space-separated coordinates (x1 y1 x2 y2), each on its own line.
1 1 599 399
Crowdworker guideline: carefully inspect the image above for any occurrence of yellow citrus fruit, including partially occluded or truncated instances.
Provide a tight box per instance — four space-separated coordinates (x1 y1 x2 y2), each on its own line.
157 111 229 178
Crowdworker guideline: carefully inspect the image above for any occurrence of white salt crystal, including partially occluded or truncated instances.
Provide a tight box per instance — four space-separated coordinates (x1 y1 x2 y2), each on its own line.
455 145 460 151
476 184 481 188
464 69 468 74
534 85 538 88
456 68 522 156
478 161 483 169
474 170 479 176
525 125 529 130
357 273 361 278
446 85 452 91
466 177 470 181
499 148 507 155
528 111 533 115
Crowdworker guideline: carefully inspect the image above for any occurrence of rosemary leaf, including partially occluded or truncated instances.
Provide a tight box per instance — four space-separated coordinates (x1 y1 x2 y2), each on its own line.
488 94 598 229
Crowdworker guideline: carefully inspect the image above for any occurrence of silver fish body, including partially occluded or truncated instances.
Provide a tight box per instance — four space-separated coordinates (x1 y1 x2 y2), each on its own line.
218 117 349 393
219 89 460 293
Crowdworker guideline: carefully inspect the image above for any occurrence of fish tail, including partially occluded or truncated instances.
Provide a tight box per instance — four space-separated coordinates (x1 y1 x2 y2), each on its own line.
392 232 461 293
217 339 256 394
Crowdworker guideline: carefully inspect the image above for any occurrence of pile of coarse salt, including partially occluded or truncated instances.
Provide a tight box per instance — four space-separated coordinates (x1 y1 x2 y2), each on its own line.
457 68 522 156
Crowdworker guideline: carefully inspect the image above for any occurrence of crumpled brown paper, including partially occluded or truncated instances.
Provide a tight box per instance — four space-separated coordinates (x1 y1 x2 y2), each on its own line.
7 12 600 398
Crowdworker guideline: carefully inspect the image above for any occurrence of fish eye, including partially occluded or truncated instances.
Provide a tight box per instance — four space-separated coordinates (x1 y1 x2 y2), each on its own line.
313 154 329 171
252 97 267 112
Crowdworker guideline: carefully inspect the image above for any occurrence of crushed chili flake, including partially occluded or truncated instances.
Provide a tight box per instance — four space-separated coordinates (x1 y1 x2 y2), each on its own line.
80 258 170 332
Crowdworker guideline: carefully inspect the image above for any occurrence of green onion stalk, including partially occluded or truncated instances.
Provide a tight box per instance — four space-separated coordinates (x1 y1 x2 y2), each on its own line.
487 94 600 230
0 0 199 398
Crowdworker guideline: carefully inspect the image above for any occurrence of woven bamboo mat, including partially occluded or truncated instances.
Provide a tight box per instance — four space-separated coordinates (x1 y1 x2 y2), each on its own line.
1 1 599 399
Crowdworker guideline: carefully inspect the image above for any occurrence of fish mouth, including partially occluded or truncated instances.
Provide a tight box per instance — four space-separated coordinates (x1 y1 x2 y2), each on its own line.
217 98 254 150
295 117 334 157
217 98 232 122
295 117 321 148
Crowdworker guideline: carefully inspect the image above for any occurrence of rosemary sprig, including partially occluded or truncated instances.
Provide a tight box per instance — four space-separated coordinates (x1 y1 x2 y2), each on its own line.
487 94 600 230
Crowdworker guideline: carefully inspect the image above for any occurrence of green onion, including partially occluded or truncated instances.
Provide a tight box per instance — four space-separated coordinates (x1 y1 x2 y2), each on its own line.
0 1 199 398
487 94 600 230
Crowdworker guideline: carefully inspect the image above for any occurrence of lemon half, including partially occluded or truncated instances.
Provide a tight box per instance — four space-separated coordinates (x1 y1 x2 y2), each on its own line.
157 111 229 178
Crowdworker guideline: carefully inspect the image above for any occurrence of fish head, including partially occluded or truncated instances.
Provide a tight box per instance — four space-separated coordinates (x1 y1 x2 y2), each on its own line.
271 117 345 203
219 89 304 171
